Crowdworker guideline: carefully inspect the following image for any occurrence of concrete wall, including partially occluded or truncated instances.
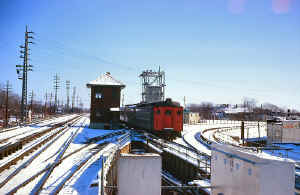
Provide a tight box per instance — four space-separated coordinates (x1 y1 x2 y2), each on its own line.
117 153 161 195
282 121 300 143
211 143 294 195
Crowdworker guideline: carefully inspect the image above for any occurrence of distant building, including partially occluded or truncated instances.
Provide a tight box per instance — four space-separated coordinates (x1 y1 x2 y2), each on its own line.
86 72 125 129
184 110 200 124
267 120 300 144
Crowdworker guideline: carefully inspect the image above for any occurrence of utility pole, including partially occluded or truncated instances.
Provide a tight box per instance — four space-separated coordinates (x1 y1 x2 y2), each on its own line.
53 74 60 113
72 86 76 112
28 90 34 122
241 121 245 145
29 90 34 112
16 25 34 122
66 80 70 112
44 92 48 118
49 92 53 113
76 95 79 112
4 81 11 128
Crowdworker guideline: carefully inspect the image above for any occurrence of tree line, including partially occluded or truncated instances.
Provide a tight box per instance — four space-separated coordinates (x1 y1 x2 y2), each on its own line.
187 97 299 121
0 82 85 127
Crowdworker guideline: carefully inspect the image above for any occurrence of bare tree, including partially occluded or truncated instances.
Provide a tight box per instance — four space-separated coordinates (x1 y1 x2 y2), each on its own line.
242 97 257 112
188 101 214 119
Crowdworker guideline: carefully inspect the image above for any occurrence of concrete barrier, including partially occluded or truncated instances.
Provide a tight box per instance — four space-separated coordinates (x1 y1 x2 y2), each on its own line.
211 143 294 195
117 153 161 195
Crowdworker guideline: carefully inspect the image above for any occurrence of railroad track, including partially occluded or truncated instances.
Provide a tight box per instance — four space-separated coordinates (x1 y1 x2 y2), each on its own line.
1 117 85 194
30 117 88 194
197 123 266 148
139 131 211 177
0 116 65 134
0 123 56 144
0 115 81 170
50 143 108 195
6 143 106 195
1 120 129 194
0 115 80 161
0 116 83 190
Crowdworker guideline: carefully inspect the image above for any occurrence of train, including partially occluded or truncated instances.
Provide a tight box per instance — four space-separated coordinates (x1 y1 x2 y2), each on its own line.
120 98 183 139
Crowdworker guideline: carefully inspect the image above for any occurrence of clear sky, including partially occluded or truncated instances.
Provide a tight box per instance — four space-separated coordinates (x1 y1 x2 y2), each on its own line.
1 0 300 109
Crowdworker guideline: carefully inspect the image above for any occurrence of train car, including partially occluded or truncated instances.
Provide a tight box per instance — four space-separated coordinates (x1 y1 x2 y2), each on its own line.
121 98 183 138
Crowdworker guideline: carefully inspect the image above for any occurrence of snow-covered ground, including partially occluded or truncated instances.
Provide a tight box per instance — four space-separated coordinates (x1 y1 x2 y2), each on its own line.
0 115 129 195
0 114 78 144
188 179 211 194
181 120 267 154
182 120 245 155
184 120 298 165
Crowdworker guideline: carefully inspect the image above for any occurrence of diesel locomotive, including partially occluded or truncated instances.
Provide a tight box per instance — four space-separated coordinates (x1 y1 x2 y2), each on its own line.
121 98 183 138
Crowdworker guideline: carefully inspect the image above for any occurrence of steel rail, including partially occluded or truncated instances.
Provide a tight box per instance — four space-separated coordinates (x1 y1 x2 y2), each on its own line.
0 116 82 188
0 115 81 173
50 143 108 195
6 143 99 195
30 118 87 194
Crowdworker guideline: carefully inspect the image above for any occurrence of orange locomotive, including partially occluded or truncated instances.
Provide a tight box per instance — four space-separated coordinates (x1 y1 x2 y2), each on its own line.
121 98 183 138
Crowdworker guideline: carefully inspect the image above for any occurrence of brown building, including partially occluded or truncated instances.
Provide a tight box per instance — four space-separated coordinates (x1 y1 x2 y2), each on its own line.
87 72 125 129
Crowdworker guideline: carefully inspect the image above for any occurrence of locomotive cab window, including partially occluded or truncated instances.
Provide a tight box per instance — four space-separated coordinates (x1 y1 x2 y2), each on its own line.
165 110 172 115
156 109 160 114
95 93 102 99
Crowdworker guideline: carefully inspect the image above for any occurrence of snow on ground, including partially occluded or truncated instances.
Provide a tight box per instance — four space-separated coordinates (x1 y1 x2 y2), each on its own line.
40 118 127 194
0 114 78 143
0 118 74 167
182 120 267 155
30 116 126 195
223 123 267 140
190 121 299 164
59 143 119 195
0 115 123 195
188 179 211 193
1 117 87 194
182 120 243 155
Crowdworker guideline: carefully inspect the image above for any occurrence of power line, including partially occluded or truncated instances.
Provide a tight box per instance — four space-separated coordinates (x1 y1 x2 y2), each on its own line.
33 35 137 71
16 25 35 122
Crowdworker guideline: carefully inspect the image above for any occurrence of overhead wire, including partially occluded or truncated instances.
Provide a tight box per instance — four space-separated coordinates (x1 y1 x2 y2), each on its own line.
32 35 137 71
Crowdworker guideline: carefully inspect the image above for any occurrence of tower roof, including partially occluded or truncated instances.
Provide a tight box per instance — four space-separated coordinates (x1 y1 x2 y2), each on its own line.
86 72 125 88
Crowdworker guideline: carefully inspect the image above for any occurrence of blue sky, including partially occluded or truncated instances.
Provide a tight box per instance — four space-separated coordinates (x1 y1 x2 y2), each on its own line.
1 0 300 109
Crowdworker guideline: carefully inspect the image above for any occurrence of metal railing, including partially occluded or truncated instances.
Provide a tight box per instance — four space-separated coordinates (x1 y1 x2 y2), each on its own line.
144 133 211 174
100 131 131 195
